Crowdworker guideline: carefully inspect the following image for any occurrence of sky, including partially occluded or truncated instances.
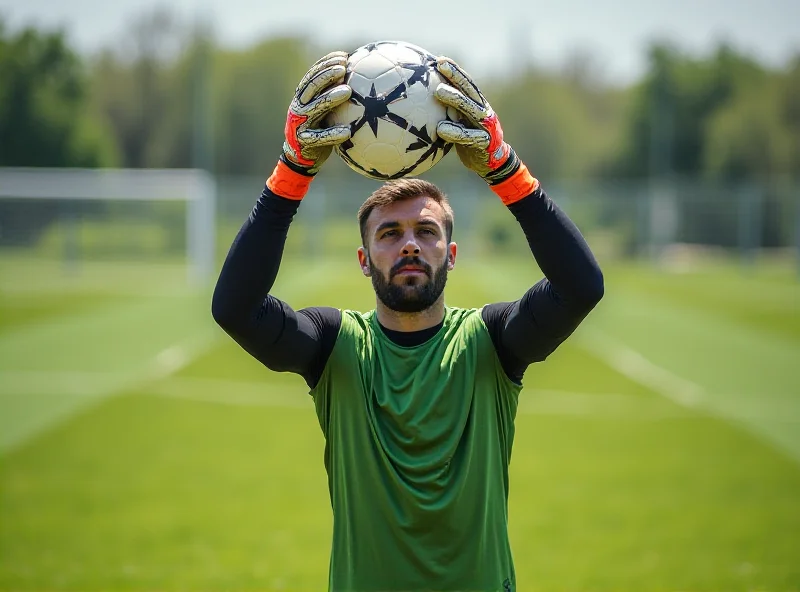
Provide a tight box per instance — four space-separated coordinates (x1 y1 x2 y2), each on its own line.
1 0 798 83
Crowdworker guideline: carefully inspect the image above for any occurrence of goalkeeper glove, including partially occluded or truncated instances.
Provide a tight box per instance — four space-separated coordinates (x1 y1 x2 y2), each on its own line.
267 51 352 199
433 57 538 204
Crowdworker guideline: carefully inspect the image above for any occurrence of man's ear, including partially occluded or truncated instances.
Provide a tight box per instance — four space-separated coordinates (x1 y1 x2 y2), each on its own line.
357 246 371 276
447 242 457 271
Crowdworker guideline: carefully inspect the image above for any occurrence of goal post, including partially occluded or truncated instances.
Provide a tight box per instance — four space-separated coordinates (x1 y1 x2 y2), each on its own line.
0 167 216 285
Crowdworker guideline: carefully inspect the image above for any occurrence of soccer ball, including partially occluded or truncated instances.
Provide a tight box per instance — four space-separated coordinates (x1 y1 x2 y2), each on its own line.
327 40 459 181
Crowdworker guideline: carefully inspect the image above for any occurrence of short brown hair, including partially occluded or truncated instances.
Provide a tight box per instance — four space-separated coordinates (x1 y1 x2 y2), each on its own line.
357 178 454 246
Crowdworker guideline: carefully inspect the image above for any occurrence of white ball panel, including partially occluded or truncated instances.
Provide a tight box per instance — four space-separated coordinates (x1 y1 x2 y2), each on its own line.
372 68 406 97
352 51 394 80
384 90 417 120
372 119 406 146
406 107 431 131
376 42 422 66
362 143 401 168
347 72 377 96
326 100 364 127
348 46 370 64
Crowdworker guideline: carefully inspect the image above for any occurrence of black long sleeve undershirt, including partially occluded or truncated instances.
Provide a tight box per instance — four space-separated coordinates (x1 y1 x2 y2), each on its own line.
481 185 605 382
212 182 603 388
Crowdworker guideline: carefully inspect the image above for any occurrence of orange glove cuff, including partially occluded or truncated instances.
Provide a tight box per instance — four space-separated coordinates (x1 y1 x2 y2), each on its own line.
489 162 540 205
266 159 313 200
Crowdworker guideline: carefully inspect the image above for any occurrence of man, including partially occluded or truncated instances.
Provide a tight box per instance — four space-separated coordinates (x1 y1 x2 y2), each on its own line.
212 51 604 592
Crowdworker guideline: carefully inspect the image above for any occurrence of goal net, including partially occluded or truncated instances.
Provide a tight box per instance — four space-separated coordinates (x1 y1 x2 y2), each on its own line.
0 167 216 290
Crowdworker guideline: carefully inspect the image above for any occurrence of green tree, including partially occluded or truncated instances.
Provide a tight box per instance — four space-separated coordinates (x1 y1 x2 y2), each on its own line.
0 20 118 246
490 57 629 180
781 56 800 178
212 36 312 175
704 78 793 179
0 20 116 167
604 43 764 178
89 7 187 168
702 57 800 247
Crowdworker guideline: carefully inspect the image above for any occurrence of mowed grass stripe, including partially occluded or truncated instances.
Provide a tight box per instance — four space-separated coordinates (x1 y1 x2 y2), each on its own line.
0 292 136 335
610 262 800 342
0 263 335 452
0 257 193 297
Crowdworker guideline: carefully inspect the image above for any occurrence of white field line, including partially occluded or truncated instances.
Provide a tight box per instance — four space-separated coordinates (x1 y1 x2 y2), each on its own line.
577 329 800 465
8 370 799 422
146 376 314 409
0 331 219 453
0 334 218 394
7 366 799 424
134 375 702 420
3 369 697 419
578 329 706 409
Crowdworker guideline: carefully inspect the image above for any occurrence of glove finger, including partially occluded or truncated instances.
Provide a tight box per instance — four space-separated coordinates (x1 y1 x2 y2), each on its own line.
296 51 348 93
436 121 490 150
298 64 348 106
298 125 352 148
434 83 487 125
436 57 485 107
300 83 352 122
309 50 349 69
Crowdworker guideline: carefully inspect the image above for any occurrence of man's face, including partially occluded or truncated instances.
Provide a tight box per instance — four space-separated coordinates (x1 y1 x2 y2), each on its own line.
358 196 457 313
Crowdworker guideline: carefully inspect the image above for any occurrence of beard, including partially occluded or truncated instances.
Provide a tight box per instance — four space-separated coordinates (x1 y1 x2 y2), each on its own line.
370 255 449 313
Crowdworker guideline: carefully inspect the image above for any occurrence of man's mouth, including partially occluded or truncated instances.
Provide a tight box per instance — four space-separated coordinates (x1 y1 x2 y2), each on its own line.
393 264 428 278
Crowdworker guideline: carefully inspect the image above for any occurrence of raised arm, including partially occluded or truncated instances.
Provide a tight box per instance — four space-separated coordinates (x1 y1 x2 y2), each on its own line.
211 51 353 388
482 185 604 382
211 187 340 387
433 56 604 383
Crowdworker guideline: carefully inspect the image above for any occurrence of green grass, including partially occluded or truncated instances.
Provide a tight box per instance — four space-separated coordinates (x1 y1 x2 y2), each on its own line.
611 261 800 342
0 292 132 333
1 254 799 591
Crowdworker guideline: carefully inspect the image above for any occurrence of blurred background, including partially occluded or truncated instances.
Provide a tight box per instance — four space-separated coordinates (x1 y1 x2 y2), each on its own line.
0 1 799 590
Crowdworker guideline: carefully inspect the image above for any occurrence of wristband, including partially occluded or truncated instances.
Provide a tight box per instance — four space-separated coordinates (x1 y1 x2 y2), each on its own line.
266 159 314 200
489 162 539 205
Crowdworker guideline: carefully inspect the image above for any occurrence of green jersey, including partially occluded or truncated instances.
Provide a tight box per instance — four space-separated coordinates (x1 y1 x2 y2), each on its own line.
310 306 523 591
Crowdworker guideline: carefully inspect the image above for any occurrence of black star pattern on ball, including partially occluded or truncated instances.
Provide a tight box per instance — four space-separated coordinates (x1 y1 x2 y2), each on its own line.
347 78 442 149
349 82 409 138
396 60 433 89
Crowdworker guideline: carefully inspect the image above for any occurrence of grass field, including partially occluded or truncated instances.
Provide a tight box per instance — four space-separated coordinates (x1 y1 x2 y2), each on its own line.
1 251 799 591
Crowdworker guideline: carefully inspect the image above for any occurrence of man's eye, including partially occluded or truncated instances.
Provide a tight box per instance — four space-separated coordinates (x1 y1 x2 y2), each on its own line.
419 228 435 235
381 230 397 238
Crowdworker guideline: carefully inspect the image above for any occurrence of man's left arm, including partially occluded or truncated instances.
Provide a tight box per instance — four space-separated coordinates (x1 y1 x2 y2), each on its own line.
432 56 603 382
481 183 604 383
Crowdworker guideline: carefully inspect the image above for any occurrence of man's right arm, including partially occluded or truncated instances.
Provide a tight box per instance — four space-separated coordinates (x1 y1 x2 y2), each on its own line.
211 183 341 388
213 51 352 388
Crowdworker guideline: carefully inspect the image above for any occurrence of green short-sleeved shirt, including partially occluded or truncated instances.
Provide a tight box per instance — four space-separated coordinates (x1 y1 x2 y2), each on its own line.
310 306 522 591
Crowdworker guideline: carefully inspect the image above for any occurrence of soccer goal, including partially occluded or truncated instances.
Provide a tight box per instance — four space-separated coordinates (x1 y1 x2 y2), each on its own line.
0 167 216 287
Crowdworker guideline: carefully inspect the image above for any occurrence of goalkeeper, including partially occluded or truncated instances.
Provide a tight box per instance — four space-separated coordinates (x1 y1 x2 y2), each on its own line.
212 51 604 592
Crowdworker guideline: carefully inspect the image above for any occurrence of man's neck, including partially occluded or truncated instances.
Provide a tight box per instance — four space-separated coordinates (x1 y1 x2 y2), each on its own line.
375 297 445 332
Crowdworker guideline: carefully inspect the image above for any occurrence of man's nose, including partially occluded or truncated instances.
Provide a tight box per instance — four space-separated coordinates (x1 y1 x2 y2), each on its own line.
401 238 420 256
